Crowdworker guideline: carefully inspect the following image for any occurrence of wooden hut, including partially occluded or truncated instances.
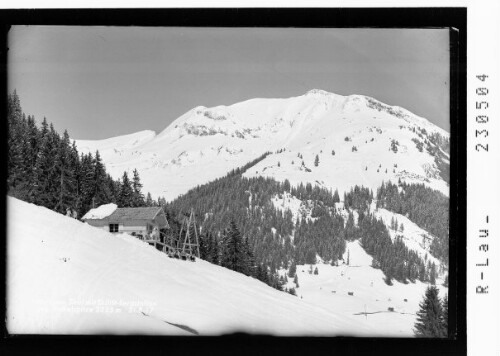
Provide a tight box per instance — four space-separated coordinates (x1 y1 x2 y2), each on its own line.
82 205 169 240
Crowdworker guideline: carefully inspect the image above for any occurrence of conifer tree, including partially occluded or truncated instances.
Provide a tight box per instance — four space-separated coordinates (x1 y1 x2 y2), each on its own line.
293 274 299 288
78 152 97 214
33 122 60 209
243 237 256 277
283 179 291 192
118 171 134 207
210 234 220 265
105 173 120 205
220 221 247 274
23 115 40 200
7 91 25 194
132 168 145 207
414 285 446 337
305 248 317 265
429 262 437 285
93 150 111 206
419 263 427 282
442 294 448 337
198 234 209 260
333 189 340 203
314 154 319 167
145 192 154 207
288 262 297 278
157 196 167 207
53 130 77 213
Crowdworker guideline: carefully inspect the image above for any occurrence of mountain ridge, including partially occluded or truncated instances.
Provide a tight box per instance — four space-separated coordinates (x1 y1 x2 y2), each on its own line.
74 89 449 201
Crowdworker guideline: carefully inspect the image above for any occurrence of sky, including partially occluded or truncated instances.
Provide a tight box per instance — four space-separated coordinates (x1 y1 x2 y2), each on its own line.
8 26 450 140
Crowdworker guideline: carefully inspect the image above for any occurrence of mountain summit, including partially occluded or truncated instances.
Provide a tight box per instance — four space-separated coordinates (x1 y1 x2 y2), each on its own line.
75 90 449 201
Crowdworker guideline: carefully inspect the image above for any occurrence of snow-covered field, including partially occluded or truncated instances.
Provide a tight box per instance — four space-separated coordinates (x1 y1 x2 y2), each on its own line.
74 90 449 201
6 196 447 336
282 241 448 336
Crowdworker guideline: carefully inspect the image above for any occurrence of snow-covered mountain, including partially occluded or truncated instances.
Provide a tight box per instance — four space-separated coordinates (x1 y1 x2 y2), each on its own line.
75 89 449 201
7 197 447 336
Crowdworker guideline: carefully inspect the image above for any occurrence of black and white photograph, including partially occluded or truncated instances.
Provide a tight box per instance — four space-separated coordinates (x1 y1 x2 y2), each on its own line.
5 12 462 343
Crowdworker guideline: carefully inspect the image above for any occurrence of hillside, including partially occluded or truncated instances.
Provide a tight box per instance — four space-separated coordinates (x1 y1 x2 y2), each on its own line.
74 89 450 201
282 240 447 336
7 196 413 336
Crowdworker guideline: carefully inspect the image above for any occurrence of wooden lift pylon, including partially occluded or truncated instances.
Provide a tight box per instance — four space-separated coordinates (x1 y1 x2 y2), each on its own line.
178 208 200 261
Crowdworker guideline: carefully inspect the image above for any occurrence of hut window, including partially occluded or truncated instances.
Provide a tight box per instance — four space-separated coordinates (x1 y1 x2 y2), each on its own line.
109 224 119 233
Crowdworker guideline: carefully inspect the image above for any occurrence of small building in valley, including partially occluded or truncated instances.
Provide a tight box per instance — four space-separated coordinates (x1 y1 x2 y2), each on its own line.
82 203 169 239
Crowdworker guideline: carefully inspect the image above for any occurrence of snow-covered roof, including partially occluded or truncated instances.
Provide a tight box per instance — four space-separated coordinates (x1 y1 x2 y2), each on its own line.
82 203 117 220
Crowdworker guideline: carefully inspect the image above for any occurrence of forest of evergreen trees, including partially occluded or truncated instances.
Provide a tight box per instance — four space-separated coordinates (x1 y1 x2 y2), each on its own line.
166 158 442 287
7 91 163 218
376 180 449 264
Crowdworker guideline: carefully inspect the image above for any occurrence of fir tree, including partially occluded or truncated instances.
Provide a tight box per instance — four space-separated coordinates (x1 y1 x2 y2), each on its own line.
132 168 145 207
145 192 154 207
220 221 247 274
314 154 319 167
78 152 96 215
288 262 297 278
332 189 340 203
243 237 256 277
429 262 437 285
118 171 134 207
53 130 77 213
314 266 319 275
442 294 448 337
198 234 209 260
210 234 220 265
93 150 111 207
293 274 299 288
157 196 167 207
283 179 291 192
414 285 446 337
305 248 317 265
7 91 25 193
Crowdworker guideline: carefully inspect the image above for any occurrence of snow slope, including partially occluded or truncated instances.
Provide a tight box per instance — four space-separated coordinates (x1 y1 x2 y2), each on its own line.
271 191 444 269
283 240 448 336
369 202 444 270
74 90 449 201
7 196 417 336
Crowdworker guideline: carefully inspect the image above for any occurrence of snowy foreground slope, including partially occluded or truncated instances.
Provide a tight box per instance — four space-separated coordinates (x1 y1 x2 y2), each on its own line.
5 196 440 336
75 90 449 201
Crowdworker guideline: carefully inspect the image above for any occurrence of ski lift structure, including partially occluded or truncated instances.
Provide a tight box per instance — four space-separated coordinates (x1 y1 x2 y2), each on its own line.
159 208 200 262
